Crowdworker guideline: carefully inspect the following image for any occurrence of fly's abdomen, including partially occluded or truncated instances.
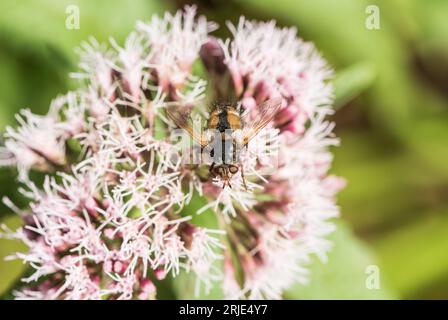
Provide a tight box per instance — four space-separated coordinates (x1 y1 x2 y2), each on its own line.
208 105 241 164
210 138 235 164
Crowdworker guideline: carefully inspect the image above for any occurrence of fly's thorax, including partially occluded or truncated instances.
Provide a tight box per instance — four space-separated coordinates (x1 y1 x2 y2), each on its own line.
208 108 220 129
208 105 242 133
225 107 242 130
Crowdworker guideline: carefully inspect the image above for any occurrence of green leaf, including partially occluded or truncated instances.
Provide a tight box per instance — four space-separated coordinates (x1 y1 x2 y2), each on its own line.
171 193 225 299
0 215 27 297
406 115 448 178
181 192 219 229
331 129 448 233
233 0 448 139
334 62 376 108
171 260 225 300
284 222 397 299
0 0 167 61
372 207 448 298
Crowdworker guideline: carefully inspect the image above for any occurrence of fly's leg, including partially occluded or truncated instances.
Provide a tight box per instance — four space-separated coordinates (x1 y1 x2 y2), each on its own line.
240 164 248 191
186 164 199 170
209 162 216 177
232 139 247 190
232 139 237 163
239 143 249 191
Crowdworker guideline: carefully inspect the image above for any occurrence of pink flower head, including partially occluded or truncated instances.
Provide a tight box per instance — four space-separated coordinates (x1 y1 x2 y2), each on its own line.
0 6 342 300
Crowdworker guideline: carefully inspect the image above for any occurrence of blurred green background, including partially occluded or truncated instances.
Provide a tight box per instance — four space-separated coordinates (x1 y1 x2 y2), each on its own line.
1 0 448 299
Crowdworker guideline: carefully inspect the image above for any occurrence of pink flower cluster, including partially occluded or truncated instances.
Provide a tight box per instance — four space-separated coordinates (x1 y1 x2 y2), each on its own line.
0 6 343 299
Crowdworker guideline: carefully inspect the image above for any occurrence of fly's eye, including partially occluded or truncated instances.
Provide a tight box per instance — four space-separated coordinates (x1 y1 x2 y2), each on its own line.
213 166 223 175
228 165 239 174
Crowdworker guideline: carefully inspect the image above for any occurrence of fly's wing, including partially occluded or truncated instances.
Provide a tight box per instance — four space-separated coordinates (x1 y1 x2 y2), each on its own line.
166 104 208 147
241 98 283 146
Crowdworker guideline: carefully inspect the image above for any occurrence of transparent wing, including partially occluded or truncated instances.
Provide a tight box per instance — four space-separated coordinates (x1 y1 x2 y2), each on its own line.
241 98 283 146
165 104 208 147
